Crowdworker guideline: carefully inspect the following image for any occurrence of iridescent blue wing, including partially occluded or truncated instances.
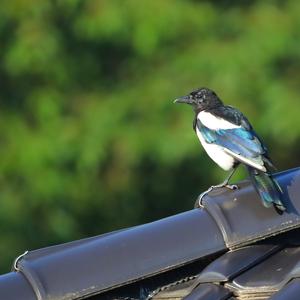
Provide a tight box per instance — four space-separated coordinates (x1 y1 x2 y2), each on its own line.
197 120 267 171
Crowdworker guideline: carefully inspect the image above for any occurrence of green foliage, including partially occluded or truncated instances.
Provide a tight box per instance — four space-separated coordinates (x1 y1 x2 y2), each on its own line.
0 0 300 272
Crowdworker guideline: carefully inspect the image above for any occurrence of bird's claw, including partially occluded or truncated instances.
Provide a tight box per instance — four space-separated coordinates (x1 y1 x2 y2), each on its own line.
225 184 239 190
195 184 239 208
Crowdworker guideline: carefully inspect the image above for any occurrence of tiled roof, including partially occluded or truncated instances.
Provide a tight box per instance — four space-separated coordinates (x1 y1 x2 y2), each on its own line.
1 167 300 300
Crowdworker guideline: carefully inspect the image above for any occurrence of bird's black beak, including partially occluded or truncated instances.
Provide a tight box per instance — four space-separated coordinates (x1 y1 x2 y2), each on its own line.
173 95 193 104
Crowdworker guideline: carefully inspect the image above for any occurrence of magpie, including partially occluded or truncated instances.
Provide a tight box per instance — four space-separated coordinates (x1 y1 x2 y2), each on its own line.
174 87 286 212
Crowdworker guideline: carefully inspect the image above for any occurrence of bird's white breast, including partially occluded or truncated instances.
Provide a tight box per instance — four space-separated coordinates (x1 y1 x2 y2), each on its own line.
196 112 236 171
196 128 235 170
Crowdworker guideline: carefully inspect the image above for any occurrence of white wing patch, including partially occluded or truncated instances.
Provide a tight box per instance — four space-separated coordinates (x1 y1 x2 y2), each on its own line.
198 111 239 130
197 111 267 172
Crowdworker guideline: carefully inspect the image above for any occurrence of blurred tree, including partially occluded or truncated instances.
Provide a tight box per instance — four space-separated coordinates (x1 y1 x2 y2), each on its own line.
0 0 300 272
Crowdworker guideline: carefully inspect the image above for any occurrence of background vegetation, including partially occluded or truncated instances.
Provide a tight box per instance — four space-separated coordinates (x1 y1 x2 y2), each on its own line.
1 0 300 272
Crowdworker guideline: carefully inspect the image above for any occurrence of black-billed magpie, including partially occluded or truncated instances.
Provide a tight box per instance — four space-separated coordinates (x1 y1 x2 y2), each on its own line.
174 87 286 212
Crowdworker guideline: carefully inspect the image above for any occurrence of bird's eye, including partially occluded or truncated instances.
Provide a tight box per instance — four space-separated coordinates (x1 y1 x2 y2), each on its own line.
197 94 205 101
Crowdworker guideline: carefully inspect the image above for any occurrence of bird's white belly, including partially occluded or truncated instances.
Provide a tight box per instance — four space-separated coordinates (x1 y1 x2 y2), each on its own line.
196 128 235 171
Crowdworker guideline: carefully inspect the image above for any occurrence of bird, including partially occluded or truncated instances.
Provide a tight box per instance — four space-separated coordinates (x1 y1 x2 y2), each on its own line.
174 87 286 212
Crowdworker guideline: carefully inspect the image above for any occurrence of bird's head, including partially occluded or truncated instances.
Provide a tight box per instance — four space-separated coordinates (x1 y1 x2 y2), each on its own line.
174 87 223 112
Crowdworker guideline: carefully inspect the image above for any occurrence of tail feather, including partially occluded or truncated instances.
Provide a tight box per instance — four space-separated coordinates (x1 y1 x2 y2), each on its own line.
247 167 286 212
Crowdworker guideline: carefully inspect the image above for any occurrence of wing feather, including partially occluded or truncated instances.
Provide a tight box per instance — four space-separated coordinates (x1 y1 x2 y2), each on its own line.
197 118 267 172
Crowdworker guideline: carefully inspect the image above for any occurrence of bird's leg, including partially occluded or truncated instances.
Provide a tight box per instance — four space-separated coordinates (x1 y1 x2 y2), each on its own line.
219 167 239 190
196 167 239 208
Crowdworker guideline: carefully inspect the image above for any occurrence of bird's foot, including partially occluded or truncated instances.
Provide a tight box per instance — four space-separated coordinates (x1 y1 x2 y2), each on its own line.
195 184 239 208
224 184 239 190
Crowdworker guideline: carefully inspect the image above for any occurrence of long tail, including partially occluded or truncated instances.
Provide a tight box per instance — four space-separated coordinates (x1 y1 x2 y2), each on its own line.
247 166 286 212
